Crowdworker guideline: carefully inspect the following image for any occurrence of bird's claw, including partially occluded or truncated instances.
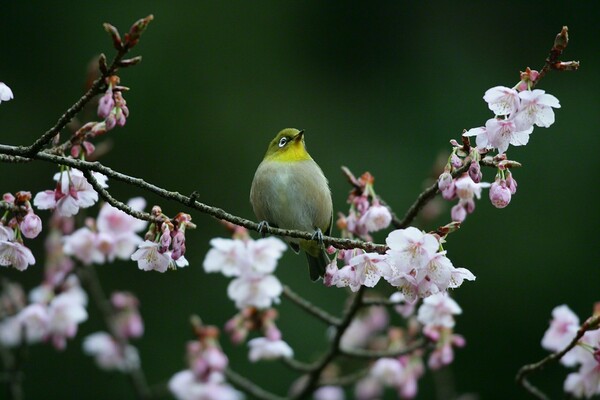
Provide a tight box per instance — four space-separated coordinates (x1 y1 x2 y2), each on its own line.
257 221 270 237
311 228 324 246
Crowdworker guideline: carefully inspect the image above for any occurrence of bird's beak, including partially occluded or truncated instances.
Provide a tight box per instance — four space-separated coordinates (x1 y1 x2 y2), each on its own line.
293 130 305 142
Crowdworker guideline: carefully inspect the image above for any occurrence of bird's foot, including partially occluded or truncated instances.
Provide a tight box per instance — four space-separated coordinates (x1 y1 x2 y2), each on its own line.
311 228 324 246
257 221 271 237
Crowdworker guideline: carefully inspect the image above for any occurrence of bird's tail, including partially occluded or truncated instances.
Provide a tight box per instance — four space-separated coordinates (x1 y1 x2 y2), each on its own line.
305 248 330 281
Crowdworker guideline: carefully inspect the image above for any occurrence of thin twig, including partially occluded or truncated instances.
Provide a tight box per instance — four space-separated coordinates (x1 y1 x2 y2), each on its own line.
319 368 369 387
280 357 313 373
340 339 427 359
516 314 600 400
282 286 341 326
224 368 287 400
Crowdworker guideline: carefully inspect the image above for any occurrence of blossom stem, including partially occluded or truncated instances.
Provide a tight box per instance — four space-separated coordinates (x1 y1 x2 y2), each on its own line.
282 286 341 326
224 367 286 400
76 265 152 400
515 314 600 399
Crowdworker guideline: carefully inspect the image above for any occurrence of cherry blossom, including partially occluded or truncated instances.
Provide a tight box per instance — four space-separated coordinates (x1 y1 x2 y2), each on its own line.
168 370 243 400
0 82 13 103
83 332 140 372
34 169 108 217
0 237 36 271
247 337 293 362
46 291 88 350
417 293 462 329
514 89 561 129
484 86 520 116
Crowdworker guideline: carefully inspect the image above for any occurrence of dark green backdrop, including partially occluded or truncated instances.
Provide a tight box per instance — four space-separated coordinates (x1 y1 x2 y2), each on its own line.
1 1 598 399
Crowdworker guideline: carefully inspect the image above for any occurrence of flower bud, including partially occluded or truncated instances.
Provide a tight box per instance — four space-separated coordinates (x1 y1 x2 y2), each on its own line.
437 172 453 191
20 213 42 239
468 161 482 183
489 180 511 208
451 204 467 222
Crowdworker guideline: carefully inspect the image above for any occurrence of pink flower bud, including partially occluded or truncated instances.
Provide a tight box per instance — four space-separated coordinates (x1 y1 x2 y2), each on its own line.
506 172 518 194
468 161 482 183
489 180 511 208
171 230 185 260
265 326 282 341
97 91 115 119
20 213 42 239
3 193 15 203
441 181 456 200
450 154 462 169
451 204 466 222
437 172 453 191
105 114 117 131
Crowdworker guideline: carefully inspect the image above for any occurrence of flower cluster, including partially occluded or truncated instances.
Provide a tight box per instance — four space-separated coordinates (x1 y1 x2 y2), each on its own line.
169 320 242 400
34 168 108 217
83 332 140 372
63 198 147 265
465 72 560 154
225 307 293 362
0 274 88 350
0 191 43 271
82 291 144 371
97 75 130 132
541 304 600 398
326 227 475 302
438 71 560 222
417 293 466 369
203 226 286 309
130 207 194 272
337 172 392 241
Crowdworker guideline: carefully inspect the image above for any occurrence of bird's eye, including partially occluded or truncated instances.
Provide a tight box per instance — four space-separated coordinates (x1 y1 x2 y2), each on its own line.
278 137 288 148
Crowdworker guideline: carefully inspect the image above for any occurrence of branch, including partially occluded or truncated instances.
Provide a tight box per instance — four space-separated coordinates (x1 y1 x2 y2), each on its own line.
282 286 341 326
0 147 387 253
224 368 286 400
516 314 600 400
340 339 427 359
534 26 579 87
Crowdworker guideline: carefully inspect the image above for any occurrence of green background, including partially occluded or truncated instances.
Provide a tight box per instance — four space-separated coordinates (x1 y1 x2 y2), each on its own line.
1 1 599 399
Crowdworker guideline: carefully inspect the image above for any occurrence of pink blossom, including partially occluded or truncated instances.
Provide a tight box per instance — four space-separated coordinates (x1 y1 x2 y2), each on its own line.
33 169 108 217
168 370 243 400
20 213 42 239
484 117 533 154
385 227 439 271
390 292 416 318
0 240 36 271
227 274 282 309
484 86 520 116
454 174 490 201
463 126 491 150
111 292 144 339
46 292 88 350
515 89 560 128
130 240 172 272
563 358 600 398
450 203 467 222
370 355 424 399
0 82 13 103
314 386 345 400
341 306 389 350
63 227 104 265
247 337 293 362
427 329 465 370
347 251 391 290
359 204 392 232
83 332 140 371
541 305 580 366
0 316 21 347
18 303 49 344
417 293 462 329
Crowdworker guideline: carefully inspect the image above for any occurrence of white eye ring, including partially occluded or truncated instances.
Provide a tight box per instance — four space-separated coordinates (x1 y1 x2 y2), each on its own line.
278 137 288 148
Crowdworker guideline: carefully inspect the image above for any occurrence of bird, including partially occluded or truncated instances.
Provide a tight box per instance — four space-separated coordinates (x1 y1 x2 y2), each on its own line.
250 128 333 281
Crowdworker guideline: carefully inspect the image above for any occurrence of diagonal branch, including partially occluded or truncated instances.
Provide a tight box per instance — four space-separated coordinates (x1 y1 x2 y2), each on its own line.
282 286 341 326
516 314 600 400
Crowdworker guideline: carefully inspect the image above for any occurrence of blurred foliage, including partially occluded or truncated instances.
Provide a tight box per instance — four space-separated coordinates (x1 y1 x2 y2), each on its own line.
0 1 598 399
